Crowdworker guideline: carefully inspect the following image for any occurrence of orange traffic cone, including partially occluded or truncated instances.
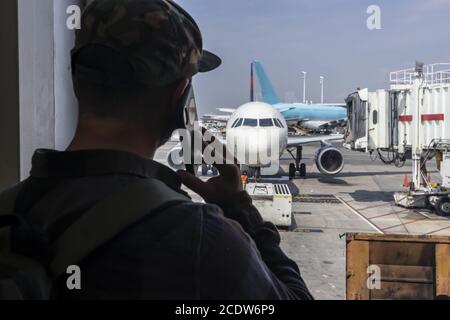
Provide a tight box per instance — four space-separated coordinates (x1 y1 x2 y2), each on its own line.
403 175 409 188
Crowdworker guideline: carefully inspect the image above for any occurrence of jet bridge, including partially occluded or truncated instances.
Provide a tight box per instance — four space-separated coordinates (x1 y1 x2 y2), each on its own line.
344 62 450 216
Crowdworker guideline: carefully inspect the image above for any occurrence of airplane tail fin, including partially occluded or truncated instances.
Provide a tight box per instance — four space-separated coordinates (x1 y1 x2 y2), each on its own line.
250 63 255 102
252 60 280 105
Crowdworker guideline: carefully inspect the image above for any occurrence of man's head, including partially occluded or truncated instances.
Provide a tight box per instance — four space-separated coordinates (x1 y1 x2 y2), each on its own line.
71 0 221 145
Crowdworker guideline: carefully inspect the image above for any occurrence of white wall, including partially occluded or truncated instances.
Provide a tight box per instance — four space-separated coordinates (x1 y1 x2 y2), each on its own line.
16 0 80 180
18 0 56 179
54 0 78 150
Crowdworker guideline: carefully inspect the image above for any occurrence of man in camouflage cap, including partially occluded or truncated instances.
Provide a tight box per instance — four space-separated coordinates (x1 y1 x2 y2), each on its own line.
1 0 312 299
71 0 221 88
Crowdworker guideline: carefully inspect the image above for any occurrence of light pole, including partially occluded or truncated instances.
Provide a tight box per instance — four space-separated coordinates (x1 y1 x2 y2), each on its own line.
320 76 324 104
301 71 307 104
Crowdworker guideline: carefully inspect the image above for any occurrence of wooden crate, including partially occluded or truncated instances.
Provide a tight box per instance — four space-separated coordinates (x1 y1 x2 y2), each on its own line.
346 233 450 300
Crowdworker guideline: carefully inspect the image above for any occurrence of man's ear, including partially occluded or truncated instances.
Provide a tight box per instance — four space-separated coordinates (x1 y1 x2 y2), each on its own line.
169 78 190 116
174 79 190 100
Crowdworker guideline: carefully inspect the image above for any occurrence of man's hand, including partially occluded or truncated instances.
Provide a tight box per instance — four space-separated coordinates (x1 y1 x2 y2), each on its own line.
177 127 243 206
178 164 243 206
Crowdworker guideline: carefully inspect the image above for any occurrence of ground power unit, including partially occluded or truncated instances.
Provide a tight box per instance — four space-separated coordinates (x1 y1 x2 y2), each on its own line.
245 183 292 227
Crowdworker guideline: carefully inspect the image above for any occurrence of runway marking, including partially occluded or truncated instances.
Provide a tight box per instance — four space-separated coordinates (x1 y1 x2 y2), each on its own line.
387 206 414 234
368 210 407 220
413 210 447 221
337 197 384 234
426 225 450 235
357 202 402 212
381 217 428 232
337 192 450 235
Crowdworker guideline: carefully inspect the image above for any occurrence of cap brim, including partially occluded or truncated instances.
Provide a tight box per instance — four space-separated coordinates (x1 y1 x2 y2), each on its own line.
199 50 222 73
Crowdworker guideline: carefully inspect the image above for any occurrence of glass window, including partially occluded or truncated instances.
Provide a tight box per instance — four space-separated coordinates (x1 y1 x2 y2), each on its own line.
243 119 258 127
373 110 378 125
273 118 282 128
231 118 240 128
274 118 284 128
259 118 274 127
234 118 244 128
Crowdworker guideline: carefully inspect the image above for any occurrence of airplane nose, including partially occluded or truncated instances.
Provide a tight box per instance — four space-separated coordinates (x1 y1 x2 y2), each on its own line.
229 128 280 167
247 129 275 166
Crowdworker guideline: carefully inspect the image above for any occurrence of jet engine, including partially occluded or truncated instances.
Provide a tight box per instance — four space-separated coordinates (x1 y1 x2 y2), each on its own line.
167 144 185 171
315 146 344 176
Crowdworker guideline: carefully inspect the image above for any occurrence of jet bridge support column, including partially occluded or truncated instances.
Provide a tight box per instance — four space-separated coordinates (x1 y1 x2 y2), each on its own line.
394 63 450 216
441 152 450 188
411 66 424 190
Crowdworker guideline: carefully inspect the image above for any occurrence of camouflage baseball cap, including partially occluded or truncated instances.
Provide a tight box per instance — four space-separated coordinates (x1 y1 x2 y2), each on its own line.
71 0 221 88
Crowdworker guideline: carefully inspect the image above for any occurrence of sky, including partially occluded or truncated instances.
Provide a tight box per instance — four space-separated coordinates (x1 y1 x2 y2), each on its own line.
176 0 450 115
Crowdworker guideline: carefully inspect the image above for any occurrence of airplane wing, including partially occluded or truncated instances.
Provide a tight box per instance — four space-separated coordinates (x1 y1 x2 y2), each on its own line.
300 118 347 131
284 116 307 122
217 108 236 114
318 103 347 107
278 107 297 114
287 134 344 148
202 114 230 123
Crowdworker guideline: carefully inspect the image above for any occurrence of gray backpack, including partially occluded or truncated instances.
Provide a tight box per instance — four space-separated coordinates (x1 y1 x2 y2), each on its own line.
0 178 189 300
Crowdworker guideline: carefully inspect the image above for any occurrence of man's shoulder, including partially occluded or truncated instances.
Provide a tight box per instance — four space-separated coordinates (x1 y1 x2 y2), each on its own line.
97 200 245 266
0 182 25 198
163 201 243 230
163 201 251 247
125 200 245 244
151 200 227 226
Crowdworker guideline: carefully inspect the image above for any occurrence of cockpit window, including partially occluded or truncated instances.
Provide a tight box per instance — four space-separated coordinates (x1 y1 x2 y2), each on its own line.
231 118 240 128
233 118 243 128
259 118 274 127
274 118 285 128
243 119 258 127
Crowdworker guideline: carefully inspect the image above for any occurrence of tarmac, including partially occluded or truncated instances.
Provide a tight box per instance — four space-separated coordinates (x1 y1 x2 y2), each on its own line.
155 141 450 300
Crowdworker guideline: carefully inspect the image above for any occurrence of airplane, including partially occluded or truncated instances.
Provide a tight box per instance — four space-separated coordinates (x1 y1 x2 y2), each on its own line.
168 101 345 179
205 61 348 132
253 61 348 131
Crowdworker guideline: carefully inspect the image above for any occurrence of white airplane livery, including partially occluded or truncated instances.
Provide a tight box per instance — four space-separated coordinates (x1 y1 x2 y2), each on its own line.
226 102 287 172
168 101 345 178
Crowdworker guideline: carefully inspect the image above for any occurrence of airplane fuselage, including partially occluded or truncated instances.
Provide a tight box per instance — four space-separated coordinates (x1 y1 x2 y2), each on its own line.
226 102 288 168
274 103 348 122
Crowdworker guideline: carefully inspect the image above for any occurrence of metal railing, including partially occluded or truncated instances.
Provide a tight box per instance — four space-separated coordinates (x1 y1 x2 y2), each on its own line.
390 63 450 86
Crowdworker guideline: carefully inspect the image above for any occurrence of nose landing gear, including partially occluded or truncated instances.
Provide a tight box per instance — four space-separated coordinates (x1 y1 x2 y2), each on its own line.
201 164 219 177
288 146 307 180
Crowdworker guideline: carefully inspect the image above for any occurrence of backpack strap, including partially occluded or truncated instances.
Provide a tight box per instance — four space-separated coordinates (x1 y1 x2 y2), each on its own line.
0 183 24 218
49 178 190 276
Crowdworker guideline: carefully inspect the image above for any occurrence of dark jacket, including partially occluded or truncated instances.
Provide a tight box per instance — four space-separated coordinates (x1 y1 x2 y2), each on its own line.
4 149 313 300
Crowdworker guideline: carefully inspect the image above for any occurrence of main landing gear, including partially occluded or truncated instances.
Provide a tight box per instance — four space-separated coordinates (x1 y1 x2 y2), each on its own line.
288 146 307 180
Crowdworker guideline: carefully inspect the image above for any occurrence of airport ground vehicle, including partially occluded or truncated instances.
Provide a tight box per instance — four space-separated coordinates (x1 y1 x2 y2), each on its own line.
344 63 450 216
346 233 450 300
246 183 292 228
